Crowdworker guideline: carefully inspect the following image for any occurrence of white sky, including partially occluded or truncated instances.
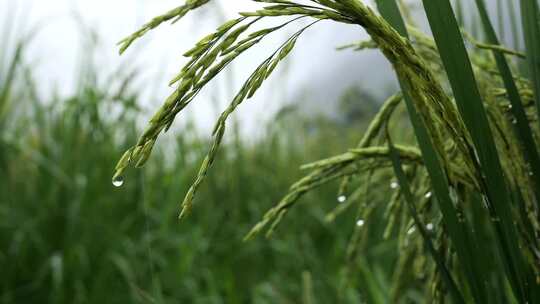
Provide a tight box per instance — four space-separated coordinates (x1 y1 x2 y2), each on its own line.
1 0 508 134
2 0 393 134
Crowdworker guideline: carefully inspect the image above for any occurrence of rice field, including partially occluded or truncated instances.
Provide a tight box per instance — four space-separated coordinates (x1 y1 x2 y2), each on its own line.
2 0 540 303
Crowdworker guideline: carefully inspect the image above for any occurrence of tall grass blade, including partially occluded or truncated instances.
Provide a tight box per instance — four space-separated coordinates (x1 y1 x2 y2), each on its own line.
374 1 493 302
452 0 465 28
0 42 22 111
473 0 540 204
508 1 520 50
496 0 504 41
520 0 540 125
421 0 532 301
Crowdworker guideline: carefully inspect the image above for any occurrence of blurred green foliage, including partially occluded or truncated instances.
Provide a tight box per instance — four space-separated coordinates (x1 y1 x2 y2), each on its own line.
0 27 402 303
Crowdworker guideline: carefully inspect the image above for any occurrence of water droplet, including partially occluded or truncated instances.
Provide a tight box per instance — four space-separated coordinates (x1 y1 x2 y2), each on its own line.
407 227 416 235
112 176 124 187
507 104 513 110
426 223 434 231
356 219 365 227
512 118 517 124
390 182 399 189
337 195 347 203
424 191 432 199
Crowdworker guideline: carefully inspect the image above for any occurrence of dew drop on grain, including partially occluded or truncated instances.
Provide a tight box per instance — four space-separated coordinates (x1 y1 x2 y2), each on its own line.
112 176 124 187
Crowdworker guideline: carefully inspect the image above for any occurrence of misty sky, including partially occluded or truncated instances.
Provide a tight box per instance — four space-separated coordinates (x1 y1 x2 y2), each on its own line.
1 0 511 133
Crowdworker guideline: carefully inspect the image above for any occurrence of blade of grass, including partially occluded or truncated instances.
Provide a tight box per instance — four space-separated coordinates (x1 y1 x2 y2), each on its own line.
454 0 465 28
467 191 507 304
386 129 464 304
520 0 540 125
508 1 520 50
374 1 489 302
473 0 540 206
496 0 504 41
421 0 531 301
355 257 388 304
0 42 22 112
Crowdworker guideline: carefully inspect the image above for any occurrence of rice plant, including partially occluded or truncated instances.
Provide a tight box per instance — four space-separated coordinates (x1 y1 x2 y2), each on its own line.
115 0 540 302
2 15 402 302
0 34 383 303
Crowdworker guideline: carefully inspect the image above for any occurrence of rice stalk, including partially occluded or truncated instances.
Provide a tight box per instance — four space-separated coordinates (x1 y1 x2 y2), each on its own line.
114 1 540 301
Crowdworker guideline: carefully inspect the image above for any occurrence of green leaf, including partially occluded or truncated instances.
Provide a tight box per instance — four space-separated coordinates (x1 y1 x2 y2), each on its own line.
520 0 540 126
508 1 520 50
421 0 532 301
375 1 489 302
473 0 540 207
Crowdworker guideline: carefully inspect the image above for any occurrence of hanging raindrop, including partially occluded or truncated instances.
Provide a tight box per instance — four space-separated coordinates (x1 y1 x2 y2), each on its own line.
356 219 365 227
112 176 124 187
390 181 399 189
337 195 347 203
426 223 434 231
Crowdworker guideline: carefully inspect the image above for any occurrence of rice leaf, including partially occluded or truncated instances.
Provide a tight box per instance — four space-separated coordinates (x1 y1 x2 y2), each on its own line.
508 1 520 50
520 0 540 125
421 0 531 301
473 0 540 205
375 1 489 302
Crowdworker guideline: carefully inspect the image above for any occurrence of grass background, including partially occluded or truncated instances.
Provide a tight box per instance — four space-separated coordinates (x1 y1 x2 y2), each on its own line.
0 32 405 303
